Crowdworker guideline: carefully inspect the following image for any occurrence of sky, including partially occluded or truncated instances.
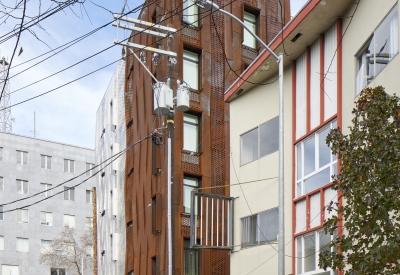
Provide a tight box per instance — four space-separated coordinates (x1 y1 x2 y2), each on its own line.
0 0 306 149
0 0 142 148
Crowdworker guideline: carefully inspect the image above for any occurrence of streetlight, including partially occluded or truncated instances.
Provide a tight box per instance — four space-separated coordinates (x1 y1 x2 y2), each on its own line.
195 1 285 274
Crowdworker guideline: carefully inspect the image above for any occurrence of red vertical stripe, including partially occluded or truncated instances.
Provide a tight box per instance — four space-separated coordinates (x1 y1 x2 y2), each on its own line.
306 47 311 133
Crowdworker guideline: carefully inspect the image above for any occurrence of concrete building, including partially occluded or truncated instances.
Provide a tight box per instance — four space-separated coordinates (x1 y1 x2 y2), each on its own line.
118 0 290 274
224 0 400 274
95 60 126 275
0 132 96 275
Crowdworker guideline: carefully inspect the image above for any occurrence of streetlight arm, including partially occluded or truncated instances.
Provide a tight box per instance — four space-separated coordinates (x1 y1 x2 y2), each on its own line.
196 0 280 62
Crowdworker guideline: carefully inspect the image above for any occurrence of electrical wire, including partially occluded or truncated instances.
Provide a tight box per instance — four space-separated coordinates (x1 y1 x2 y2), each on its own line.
0 131 155 212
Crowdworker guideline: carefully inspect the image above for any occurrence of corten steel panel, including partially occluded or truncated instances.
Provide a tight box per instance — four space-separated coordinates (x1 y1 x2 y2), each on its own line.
122 0 287 273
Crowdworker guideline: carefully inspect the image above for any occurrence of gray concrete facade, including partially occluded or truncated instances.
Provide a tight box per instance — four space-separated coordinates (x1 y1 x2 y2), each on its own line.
95 60 126 275
0 132 96 275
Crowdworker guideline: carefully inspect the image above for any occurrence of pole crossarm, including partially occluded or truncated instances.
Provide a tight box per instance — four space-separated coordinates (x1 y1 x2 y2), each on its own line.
114 40 177 58
112 22 168 38
113 14 177 33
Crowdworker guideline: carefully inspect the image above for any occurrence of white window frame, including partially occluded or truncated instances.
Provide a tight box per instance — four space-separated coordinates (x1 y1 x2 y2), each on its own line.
16 237 29 252
16 180 28 194
183 0 199 27
16 150 28 165
296 229 337 275
183 177 199 214
40 183 52 198
41 239 52 253
356 3 398 95
86 190 92 203
243 11 257 49
241 207 279 248
240 116 279 165
40 155 52 169
183 113 200 152
16 209 29 223
63 214 75 228
183 50 199 90
64 187 75 201
296 120 337 197
40 212 53 226
64 159 75 173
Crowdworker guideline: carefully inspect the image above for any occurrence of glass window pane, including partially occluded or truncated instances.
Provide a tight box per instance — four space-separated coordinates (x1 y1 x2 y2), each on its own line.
318 126 331 168
241 128 258 165
304 233 316 272
374 6 398 76
47 156 51 169
304 136 316 175
23 152 28 165
183 123 198 152
304 167 330 194
258 208 279 242
296 237 303 274
17 151 21 164
183 51 199 90
184 113 198 124
297 144 302 180
41 155 45 168
243 12 256 48
64 187 69 200
259 117 279 157
183 185 193 214
319 229 331 269
183 0 198 26
0 206 3 220
64 159 68 172
23 182 28 194
70 188 75 201
70 161 74 173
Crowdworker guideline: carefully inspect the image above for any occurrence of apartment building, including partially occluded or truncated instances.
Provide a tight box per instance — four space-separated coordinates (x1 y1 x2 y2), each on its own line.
119 0 290 274
0 132 96 275
224 0 399 274
95 60 126 275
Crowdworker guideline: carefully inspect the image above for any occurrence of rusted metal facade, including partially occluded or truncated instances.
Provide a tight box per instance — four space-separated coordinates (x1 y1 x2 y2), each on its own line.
123 0 290 274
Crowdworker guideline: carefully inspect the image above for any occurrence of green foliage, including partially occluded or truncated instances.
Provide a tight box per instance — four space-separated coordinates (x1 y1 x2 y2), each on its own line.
319 86 400 275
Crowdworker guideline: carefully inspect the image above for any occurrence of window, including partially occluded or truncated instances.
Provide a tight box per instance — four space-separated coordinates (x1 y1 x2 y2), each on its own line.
86 190 92 203
40 183 52 197
2 265 19 275
0 177 3 191
183 0 198 27
0 236 4 250
183 177 199 214
86 163 95 176
63 214 75 228
41 239 52 253
241 116 279 165
64 187 75 201
296 229 337 275
243 11 257 48
40 155 52 169
86 217 93 229
356 4 398 94
16 237 29 252
16 150 28 165
51 268 66 275
16 209 28 223
296 120 337 197
184 239 199 275
64 159 75 173
241 207 279 248
183 50 199 90
16 180 28 194
0 147 3 161
183 114 199 152
40 212 53 226
0 206 3 221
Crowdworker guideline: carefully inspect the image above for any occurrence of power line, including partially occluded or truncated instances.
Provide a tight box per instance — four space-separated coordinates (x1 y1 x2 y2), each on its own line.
0 131 154 212
0 0 229 111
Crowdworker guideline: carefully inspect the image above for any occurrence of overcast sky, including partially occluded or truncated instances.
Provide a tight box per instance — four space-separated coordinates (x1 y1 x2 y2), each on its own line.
0 0 305 149
0 0 142 148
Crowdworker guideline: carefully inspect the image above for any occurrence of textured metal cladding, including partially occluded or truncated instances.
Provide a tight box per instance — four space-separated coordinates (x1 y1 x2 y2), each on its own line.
123 0 285 273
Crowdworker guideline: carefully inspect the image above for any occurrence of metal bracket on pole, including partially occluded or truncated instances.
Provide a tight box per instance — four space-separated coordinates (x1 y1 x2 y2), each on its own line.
114 40 177 58
112 22 169 38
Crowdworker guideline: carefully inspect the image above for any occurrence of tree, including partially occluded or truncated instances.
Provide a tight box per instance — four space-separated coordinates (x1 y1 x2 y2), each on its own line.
319 86 400 275
39 226 93 275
